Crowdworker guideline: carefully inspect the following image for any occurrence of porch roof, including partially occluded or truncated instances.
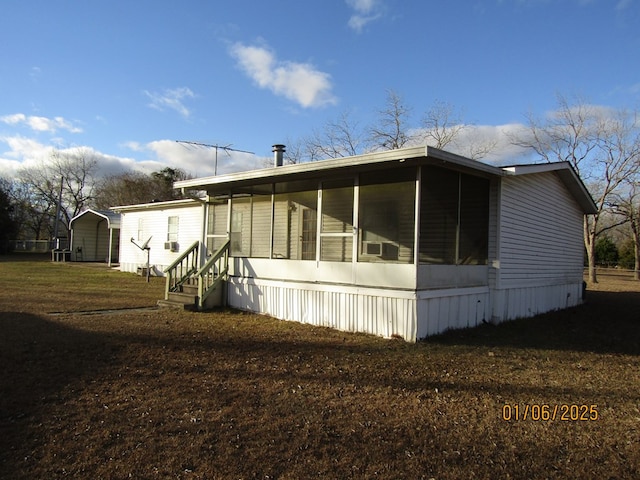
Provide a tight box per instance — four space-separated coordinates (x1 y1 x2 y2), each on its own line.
174 146 504 196
171 145 596 215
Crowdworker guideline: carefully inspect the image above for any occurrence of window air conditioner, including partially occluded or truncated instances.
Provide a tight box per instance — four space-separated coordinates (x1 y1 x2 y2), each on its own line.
164 241 178 252
363 241 382 256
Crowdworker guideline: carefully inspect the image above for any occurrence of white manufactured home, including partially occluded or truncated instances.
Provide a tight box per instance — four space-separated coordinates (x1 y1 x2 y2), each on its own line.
114 199 205 276
113 146 596 341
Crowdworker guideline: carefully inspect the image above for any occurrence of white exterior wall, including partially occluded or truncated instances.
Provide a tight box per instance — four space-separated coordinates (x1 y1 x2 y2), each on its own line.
118 203 205 275
491 172 585 322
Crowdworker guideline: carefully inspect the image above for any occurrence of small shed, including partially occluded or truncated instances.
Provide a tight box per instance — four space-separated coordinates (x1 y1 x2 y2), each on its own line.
69 209 121 265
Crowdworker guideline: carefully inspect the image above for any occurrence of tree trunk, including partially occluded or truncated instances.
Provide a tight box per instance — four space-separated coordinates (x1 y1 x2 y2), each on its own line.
634 228 640 281
584 216 598 283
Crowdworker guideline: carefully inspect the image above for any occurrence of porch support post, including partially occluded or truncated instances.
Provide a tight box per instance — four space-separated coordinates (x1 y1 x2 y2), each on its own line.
352 175 360 283
414 166 422 267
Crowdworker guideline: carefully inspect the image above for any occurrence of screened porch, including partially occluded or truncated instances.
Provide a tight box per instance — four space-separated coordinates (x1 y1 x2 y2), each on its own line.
200 162 493 291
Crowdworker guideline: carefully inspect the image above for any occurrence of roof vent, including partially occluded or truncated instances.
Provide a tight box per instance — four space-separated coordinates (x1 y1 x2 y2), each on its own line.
272 144 286 167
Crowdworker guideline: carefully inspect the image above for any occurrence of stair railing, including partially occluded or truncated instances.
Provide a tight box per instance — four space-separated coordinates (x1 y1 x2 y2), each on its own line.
196 239 230 309
164 240 200 299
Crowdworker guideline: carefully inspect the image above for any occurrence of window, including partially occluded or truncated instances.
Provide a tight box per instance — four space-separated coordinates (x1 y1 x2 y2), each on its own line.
167 216 179 242
137 218 144 242
419 166 489 265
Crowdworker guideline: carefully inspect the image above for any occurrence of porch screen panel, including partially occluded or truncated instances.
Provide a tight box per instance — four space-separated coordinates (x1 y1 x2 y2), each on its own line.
458 175 489 264
321 180 353 262
250 195 271 258
206 202 228 253
419 166 458 263
358 168 416 264
419 166 490 265
230 198 250 256
273 190 318 260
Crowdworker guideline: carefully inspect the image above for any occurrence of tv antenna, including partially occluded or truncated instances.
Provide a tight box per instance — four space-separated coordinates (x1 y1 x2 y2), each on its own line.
176 140 254 175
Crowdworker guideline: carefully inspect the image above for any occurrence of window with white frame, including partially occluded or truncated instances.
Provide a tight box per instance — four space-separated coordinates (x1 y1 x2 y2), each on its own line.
167 216 179 242
137 218 144 241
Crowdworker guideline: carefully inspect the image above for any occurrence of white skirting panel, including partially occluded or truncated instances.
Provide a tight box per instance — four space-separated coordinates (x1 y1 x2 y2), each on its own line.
227 277 418 341
416 287 491 340
490 282 583 323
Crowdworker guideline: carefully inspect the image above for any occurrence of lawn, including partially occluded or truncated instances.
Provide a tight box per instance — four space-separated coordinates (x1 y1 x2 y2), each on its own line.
1 255 639 479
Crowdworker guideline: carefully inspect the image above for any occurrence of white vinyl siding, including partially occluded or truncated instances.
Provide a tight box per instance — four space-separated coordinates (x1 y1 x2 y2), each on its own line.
117 202 204 274
497 172 585 288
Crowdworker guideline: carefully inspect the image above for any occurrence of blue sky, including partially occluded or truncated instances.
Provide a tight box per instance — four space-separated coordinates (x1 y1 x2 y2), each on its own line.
1 0 638 179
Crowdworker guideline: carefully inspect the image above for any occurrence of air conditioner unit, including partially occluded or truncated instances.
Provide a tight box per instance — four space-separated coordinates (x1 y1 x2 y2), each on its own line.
363 241 382 256
164 241 178 252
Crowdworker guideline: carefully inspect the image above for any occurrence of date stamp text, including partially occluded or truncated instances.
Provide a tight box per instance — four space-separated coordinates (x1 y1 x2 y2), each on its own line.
502 404 599 421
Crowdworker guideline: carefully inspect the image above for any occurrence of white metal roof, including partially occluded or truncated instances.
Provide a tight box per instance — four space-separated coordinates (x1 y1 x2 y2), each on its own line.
110 198 202 213
69 209 121 229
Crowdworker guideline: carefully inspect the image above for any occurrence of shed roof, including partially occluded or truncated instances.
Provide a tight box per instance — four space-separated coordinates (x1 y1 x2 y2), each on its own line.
173 145 597 215
69 209 121 229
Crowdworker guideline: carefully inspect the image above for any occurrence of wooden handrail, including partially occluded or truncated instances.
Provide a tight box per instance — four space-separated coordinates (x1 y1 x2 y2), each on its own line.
164 240 200 300
196 239 230 309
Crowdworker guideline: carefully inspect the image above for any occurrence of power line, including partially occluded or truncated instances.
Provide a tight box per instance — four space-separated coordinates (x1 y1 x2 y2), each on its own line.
175 140 254 175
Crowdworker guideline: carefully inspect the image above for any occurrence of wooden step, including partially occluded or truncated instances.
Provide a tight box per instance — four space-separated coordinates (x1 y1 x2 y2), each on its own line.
157 291 199 311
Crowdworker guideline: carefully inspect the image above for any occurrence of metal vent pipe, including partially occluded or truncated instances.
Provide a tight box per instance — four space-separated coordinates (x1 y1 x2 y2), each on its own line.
272 144 286 167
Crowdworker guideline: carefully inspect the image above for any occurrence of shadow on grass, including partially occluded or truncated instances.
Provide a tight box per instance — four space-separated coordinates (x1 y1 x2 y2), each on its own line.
1 300 639 478
0 312 121 476
426 289 640 356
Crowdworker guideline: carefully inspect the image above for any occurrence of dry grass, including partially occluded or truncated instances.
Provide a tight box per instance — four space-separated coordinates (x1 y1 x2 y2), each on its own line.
1 254 639 479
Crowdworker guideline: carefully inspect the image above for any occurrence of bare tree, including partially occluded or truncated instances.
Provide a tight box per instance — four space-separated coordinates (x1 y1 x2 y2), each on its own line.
304 110 365 160
420 100 466 149
367 90 413 151
611 182 640 280
513 94 600 175
513 94 639 283
17 147 99 242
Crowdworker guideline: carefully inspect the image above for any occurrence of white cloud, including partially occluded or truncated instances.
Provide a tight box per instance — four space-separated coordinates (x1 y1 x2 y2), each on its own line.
229 43 337 109
615 0 631 10
0 113 82 134
144 87 195 118
346 0 383 32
